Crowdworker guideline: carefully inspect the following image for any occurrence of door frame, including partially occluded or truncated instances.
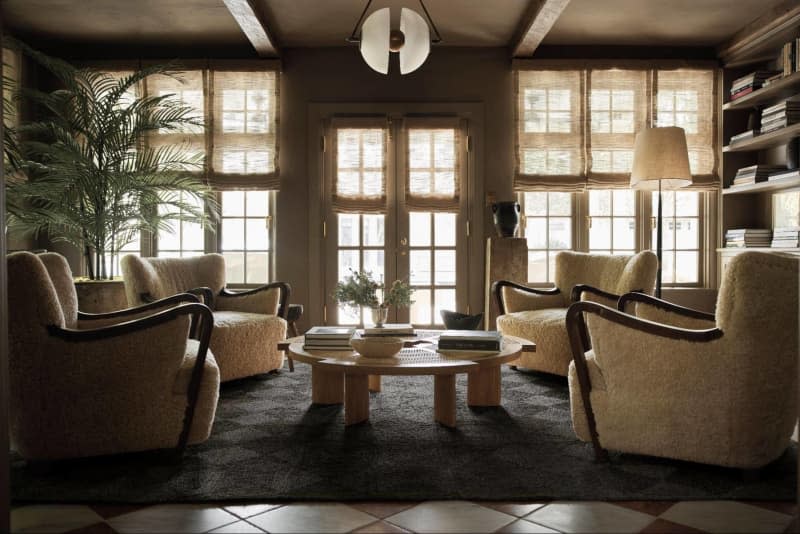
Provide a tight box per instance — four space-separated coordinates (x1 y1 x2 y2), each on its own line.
307 102 484 329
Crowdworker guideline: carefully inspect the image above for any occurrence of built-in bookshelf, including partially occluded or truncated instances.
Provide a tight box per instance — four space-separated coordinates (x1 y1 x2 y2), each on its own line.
720 23 800 280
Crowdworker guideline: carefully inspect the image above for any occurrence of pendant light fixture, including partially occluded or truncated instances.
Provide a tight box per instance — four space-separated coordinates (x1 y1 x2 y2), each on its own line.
347 0 442 75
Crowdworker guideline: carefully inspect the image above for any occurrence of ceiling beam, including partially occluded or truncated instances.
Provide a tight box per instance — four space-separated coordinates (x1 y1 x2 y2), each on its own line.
510 0 571 57
222 0 279 58
716 0 800 67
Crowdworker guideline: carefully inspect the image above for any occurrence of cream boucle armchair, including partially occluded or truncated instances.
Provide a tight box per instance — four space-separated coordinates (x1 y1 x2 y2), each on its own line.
493 250 658 376
121 254 290 382
567 251 799 469
8 252 219 460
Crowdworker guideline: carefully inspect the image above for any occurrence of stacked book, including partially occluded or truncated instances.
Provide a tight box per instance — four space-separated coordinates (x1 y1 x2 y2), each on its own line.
760 99 800 133
730 70 779 100
762 72 785 88
729 129 759 144
362 323 415 337
725 229 772 248
303 326 356 351
781 38 800 76
731 164 786 186
771 227 800 248
769 168 800 182
437 330 502 352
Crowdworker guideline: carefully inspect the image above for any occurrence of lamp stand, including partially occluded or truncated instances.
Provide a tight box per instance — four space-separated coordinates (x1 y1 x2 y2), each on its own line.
655 179 663 299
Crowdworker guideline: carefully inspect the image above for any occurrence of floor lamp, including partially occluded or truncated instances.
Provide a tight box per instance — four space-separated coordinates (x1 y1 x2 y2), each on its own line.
630 127 693 298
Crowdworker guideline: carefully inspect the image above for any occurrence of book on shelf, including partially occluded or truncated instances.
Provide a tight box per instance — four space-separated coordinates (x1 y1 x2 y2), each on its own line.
732 70 780 88
730 86 755 100
762 99 800 116
771 239 800 248
729 130 759 143
782 40 797 76
769 169 800 181
729 164 785 187
760 118 799 133
773 227 800 236
761 72 785 87
362 323 415 336
725 228 772 248
760 110 800 124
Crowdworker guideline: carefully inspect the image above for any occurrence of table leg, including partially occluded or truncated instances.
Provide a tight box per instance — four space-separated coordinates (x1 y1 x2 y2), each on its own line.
467 366 502 407
434 374 457 427
311 367 344 404
368 375 381 392
345 374 370 425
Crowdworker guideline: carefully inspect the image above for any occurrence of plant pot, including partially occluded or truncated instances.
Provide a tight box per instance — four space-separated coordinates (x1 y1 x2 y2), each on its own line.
370 306 389 328
492 201 521 237
74 279 128 313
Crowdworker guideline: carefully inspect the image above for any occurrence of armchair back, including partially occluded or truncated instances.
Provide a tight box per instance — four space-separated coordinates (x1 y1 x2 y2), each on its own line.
555 250 657 298
122 254 226 305
7 252 67 343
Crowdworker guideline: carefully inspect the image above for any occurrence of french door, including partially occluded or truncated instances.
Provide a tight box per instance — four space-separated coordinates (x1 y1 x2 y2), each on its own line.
323 116 469 327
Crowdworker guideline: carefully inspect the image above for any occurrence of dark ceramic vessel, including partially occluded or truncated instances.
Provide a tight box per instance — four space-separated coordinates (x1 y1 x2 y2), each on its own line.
492 201 521 237
440 310 484 330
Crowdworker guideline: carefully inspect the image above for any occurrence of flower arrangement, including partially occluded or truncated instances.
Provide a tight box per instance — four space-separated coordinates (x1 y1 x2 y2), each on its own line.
333 269 414 311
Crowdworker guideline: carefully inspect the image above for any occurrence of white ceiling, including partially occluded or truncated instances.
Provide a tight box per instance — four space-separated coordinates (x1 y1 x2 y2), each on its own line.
0 0 788 51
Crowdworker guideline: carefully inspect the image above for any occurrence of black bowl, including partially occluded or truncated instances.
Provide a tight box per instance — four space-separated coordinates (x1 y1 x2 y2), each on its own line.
440 310 484 330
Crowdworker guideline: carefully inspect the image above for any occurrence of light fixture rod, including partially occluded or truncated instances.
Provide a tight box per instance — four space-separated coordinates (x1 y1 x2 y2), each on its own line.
417 0 442 43
347 0 375 42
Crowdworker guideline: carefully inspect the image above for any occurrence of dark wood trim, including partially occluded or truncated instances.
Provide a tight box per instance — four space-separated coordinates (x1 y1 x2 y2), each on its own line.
570 284 625 304
617 292 716 321
48 303 214 455
219 281 291 319
0 21 10 530
565 300 724 462
187 287 214 308
491 279 560 315
77 293 200 321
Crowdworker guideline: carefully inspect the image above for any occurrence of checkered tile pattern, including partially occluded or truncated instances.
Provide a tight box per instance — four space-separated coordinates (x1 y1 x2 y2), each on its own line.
11 500 796 533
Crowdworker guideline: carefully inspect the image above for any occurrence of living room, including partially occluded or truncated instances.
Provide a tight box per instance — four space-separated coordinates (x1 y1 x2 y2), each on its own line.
1 0 799 532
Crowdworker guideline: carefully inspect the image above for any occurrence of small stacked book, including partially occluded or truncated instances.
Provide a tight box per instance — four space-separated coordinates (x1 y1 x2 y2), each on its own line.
303 326 356 351
730 70 779 100
729 129 759 144
731 164 785 186
760 100 800 133
769 168 800 181
725 229 772 248
362 323 415 337
437 330 502 352
771 227 800 248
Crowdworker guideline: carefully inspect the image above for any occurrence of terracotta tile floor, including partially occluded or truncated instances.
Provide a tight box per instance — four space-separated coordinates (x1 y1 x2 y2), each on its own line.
10 500 797 533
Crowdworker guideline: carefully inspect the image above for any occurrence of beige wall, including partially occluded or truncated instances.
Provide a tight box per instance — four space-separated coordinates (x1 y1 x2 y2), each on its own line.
277 47 514 329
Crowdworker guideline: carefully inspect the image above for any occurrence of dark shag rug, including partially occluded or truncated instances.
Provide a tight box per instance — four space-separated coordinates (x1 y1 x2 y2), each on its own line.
11 364 797 503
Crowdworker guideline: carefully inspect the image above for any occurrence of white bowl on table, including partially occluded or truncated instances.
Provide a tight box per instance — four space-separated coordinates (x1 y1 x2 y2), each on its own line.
350 336 404 358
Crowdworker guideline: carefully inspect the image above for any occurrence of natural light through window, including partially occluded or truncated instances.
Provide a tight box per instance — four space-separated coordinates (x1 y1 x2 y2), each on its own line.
588 190 636 254
652 191 700 284
522 192 572 283
221 191 273 284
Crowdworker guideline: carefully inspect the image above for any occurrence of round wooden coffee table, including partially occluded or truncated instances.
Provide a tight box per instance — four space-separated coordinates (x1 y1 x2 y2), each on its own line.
284 336 533 427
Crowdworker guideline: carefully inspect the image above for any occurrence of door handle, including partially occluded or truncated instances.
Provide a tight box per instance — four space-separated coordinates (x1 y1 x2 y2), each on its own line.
400 237 408 245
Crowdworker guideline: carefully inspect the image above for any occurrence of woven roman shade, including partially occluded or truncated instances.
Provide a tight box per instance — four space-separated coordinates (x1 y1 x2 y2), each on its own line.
403 117 463 212
515 69 586 192
655 69 719 190
145 70 206 174
331 117 389 213
587 69 649 189
209 70 280 190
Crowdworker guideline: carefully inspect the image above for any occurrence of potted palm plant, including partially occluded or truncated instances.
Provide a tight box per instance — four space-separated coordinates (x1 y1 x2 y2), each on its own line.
4 40 216 293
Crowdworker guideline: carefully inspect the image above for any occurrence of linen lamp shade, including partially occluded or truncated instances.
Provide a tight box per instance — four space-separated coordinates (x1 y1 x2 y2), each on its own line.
630 127 692 190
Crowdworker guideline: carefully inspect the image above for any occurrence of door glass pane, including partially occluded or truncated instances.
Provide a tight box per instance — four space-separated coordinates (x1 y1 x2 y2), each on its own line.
410 251 431 284
528 251 547 282
549 217 572 249
362 215 384 246
589 190 611 215
589 217 611 250
246 253 268 284
675 218 699 249
613 217 636 250
222 218 245 249
524 192 547 215
246 191 269 216
434 250 456 285
409 212 431 246
245 219 268 250
362 250 384 283
525 218 547 249
222 191 244 216
223 253 245 282
338 250 359 281
339 214 360 246
410 289 431 325
434 213 456 246
613 190 635 215
549 193 571 215
434 289 456 325
675 251 699 283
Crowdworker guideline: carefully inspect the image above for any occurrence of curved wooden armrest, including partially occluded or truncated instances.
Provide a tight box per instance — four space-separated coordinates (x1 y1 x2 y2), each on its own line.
187 287 215 308
492 279 560 315
570 284 626 304
49 303 214 342
77 293 200 321
220 281 291 318
617 291 716 321
564 300 722 464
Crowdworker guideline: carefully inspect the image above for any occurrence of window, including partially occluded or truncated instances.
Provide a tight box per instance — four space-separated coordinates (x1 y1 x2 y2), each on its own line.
408 212 456 325
220 191 273 284
515 64 717 286
157 193 206 258
588 190 636 254
653 191 700 284
521 192 572 283
336 213 385 325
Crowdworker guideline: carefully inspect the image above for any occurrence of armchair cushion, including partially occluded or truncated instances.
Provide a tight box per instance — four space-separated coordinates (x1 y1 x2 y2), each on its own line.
497 308 571 376
211 312 288 382
501 287 566 313
217 288 281 315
